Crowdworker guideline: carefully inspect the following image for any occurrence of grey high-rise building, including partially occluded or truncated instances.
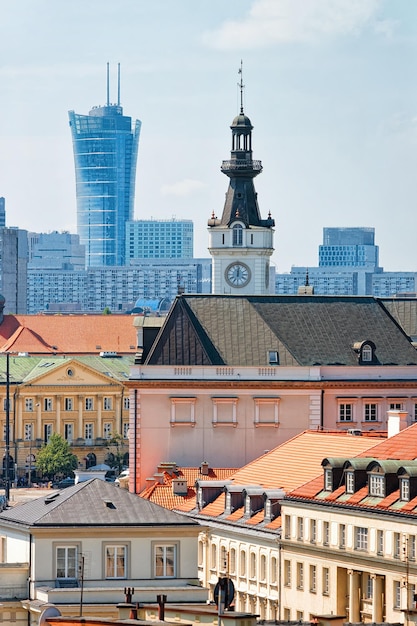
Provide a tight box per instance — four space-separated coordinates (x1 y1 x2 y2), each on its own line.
126 219 194 260
319 227 379 269
68 64 141 267
0 198 5 228
0 227 28 313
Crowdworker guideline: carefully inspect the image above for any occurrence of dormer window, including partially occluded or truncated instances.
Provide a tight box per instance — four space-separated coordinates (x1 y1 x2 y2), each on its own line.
362 345 372 362
232 224 243 247
400 478 410 502
324 469 333 491
268 351 279 366
369 474 385 497
346 471 354 494
353 340 377 365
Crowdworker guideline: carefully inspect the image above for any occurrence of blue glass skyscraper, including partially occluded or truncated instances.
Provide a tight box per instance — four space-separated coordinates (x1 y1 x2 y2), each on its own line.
68 65 141 267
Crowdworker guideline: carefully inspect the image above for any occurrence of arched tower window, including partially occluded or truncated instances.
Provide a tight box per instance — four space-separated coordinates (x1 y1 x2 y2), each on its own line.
232 224 243 247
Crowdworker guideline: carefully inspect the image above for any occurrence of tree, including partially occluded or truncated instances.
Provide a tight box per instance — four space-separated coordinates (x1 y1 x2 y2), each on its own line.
102 306 112 315
36 433 78 480
105 432 127 475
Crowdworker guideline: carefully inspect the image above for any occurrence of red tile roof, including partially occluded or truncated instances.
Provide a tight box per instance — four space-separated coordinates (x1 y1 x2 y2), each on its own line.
0 314 138 354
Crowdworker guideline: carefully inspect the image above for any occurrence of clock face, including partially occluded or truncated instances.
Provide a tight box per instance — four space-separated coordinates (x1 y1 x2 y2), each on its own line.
225 262 251 288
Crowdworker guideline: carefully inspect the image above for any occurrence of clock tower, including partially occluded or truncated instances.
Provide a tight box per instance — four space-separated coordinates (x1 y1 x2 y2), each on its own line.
208 65 275 295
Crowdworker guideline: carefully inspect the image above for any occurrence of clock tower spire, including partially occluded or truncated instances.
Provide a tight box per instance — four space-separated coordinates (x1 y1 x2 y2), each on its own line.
208 63 275 294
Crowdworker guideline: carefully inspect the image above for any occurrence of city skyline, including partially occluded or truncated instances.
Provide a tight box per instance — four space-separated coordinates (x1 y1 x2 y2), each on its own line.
0 1 416 273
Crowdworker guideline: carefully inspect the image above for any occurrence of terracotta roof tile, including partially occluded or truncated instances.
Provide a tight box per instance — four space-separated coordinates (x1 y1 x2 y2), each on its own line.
357 423 417 460
245 510 265 525
265 515 282 530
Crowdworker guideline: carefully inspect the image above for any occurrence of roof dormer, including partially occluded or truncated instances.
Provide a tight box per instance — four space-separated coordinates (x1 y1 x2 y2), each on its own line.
223 484 246 516
243 486 264 519
195 480 232 511
353 340 377 365
321 457 346 491
367 460 403 498
263 489 284 523
397 462 417 501
343 458 374 494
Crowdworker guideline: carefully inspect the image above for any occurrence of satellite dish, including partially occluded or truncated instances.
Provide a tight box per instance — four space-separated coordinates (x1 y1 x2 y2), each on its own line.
39 606 62 625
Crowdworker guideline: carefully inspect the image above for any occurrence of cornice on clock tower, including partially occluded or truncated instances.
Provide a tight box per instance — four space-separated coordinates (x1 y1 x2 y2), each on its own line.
208 63 275 295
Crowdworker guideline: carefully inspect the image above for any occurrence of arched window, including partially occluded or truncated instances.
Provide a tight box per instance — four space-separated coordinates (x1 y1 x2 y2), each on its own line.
232 224 243 247
362 344 373 362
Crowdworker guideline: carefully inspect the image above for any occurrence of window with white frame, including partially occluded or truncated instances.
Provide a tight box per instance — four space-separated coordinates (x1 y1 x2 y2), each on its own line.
355 527 368 551
253 397 280 427
56 546 78 579
296 562 304 589
212 398 238 426
103 423 112 439
44 398 53 411
284 514 291 539
284 560 291 586
393 580 401 609
85 397 93 411
366 575 373 599
409 536 416 561
44 423 52 443
393 532 401 559
322 567 330 595
24 423 33 441
232 223 243 246
362 344 373 362
105 545 127 578
170 397 196 426
64 423 73 443
310 564 317 592
389 402 404 411
103 397 112 411
324 468 333 491
220 546 227 573
339 402 353 421
400 478 410 501
123 422 129 439
230 548 236 575
364 403 378 421
377 530 384 555
64 397 73 411
369 474 385 497
310 519 317 543
25 398 33 412
123 396 130 410
346 471 355 493
339 524 346 549
154 543 176 578
297 516 304 541
323 521 330 546
84 423 93 441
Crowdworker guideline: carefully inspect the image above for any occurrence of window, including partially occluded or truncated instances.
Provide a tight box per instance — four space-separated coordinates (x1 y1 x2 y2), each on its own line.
254 397 279 427
323 521 330 546
409 536 416 561
44 424 52 443
240 550 246 576
105 545 127 579
394 532 401 559
400 478 410 501
3 398 11 411
339 403 352 421
377 530 384 555
324 469 333 491
310 519 317 544
64 423 73 443
284 559 291 586
170 398 196 425
24 423 33 441
56 546 77 579
414 403 417 422
322 567 330 595
210 544 217 570
84 423 93 441
25 398 33 412
154 544 176 578
103 397 112 411
232 224 243 246
362 344 373 362
123 422 129 439
230 548 236 575
296 562 304 589
220 546 227 573
369 474 385 497
393 580 401 609
366 575 373 599
346 471 354 493
212 398 237 426
44 398 53 411
355 527 368 551
339 524 346 549
364 403 377 421
310 564 317 592
250 552 256 579
270 556 277 584
297 517 304 541
390 402 404 411
85 397 93 411
64 397 73 411
123 396 130 410
103 423 112 439
284 515 291 539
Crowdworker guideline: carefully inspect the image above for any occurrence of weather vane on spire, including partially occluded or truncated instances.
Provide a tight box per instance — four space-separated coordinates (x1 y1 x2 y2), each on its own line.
238 60 244 113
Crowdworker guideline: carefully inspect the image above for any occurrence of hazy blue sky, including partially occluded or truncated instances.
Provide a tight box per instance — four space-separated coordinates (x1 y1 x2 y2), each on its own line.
0 0 416 272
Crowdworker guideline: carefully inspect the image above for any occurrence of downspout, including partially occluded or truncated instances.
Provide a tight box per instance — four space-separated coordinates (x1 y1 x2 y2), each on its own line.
134 389 138 494
277 539 282 622
320 388 324 430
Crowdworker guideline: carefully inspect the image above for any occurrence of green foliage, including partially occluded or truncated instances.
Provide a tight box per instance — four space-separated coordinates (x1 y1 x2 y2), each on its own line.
106 432 127 474
36 433 78 480
102 306 112 315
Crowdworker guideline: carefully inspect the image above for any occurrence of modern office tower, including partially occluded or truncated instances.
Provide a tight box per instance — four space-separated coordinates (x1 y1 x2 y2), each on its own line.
319 227 379 269
0 198 5 228
126 219 194 260
27 259 212 314
28 231 85 270
68 64 141 267
0 227 28 313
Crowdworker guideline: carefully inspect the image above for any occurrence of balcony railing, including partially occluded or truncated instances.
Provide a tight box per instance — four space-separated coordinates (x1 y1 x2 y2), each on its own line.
221 159 262 172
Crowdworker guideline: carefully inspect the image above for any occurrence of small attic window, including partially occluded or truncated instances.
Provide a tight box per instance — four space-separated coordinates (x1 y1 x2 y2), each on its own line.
400 478 410 501
324 469 333 491
268 351 279 366
369 474 385 497
362 345 373 362
353 340 376 364
345 471 355 494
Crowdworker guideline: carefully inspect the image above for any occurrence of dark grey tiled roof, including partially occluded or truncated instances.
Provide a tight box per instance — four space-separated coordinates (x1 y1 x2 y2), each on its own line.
0 479 200 528
146 295 417 367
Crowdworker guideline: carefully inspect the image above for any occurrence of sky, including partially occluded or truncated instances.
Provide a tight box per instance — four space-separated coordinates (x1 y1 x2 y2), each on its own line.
0 0 416 273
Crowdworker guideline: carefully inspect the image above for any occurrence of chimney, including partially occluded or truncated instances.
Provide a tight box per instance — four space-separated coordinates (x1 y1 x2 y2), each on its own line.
387 410 408 437
172 479 188 495
200 461 209 475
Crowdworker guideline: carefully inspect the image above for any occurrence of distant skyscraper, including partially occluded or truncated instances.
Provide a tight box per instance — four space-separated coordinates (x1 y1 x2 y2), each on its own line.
126 219 194 259
319 227 379 269
68 64 141 267
0 227 28 313
0 198 5 228
28 231 85 270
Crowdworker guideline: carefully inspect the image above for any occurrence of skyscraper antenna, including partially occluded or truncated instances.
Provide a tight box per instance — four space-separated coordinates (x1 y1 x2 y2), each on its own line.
238 60 244 113
106 62 110 106
117 63 121 106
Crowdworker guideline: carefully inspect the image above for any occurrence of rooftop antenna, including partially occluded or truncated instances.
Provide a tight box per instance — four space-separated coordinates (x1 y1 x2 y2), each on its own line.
106 62 110 106
117 62 121 106
238 59 244 114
